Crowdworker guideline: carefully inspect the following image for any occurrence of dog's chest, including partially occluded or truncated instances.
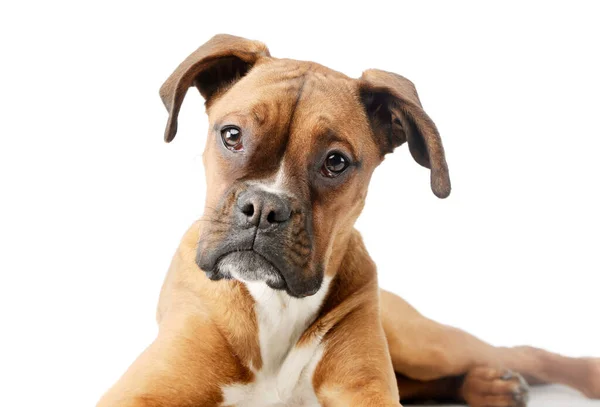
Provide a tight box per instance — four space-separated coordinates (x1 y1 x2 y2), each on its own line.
221 280 330 407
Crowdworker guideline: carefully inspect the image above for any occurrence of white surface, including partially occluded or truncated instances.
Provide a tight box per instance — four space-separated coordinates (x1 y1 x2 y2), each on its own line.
1 1 599 406
416 385 600 406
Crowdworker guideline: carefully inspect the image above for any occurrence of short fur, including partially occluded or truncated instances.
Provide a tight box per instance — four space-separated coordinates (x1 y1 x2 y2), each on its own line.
98 35 600 407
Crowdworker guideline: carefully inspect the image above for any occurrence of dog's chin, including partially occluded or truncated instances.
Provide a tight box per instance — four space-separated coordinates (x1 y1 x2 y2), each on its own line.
216 251 287 291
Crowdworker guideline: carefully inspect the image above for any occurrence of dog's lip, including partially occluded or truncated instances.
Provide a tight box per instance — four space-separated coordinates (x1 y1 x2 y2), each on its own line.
216 248 284 279
237 249 281 274
214 249 321 298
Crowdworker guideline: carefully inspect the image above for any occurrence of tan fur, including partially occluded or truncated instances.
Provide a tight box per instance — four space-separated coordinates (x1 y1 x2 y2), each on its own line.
98 35 599 407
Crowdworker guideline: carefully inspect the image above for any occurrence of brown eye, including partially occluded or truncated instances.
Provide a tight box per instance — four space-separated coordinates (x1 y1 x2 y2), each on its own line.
221 126 243 151
322 153 349 177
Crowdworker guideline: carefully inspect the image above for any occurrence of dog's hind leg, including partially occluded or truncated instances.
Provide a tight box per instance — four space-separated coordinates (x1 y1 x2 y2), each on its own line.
395 374 462 403
395 372 531 406
380 289 600 403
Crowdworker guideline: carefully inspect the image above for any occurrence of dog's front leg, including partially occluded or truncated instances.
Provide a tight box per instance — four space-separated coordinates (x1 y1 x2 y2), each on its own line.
96 313 243 407
312 301 402 407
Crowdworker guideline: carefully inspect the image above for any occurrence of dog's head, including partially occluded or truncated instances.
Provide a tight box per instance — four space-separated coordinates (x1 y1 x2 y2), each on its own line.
160 35 450 298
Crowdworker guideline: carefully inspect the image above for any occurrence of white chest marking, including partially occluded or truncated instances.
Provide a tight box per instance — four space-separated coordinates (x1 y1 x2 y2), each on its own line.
221 277 331 407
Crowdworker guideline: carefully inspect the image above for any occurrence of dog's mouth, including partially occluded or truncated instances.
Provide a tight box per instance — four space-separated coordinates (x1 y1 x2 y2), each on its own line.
214 250 287 291
194 193 323 298
196 240 322 298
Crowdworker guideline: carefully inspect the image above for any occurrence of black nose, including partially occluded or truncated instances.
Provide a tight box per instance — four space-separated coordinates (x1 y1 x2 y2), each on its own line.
236 189 292 228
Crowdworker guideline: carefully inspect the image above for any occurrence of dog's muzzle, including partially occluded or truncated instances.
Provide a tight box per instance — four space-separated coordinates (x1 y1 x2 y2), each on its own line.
195 185 323 298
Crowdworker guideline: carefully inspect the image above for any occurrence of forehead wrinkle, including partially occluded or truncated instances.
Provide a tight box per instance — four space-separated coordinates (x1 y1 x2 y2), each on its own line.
251 70 310 186
267 70 310 176
251 102 268 125
284 73 309 143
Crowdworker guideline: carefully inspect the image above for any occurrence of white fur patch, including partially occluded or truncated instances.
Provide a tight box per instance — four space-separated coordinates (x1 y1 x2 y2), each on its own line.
221 276 331 407
255 163 290 196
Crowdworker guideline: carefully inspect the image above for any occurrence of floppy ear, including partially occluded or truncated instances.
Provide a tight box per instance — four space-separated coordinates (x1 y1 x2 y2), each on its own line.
159 34 270 142
358 69 451 198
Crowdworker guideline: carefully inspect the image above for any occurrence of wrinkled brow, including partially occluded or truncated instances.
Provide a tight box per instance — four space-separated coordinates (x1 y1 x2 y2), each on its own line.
251 102 272 126
312 117 359 160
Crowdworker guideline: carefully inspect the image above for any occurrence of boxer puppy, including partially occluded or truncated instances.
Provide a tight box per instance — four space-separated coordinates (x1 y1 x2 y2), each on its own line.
98 35 600 407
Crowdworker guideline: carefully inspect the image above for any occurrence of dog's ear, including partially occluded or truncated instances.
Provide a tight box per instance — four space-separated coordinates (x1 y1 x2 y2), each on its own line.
358 69 451 198
159 34 270 142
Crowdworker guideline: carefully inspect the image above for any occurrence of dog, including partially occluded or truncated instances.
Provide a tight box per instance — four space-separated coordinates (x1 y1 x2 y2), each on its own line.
98 34 600 407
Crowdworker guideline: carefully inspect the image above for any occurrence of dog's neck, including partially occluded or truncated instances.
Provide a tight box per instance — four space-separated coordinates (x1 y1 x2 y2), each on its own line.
161 223 377 373
243 277 332 372
239 227 372 369
220 277 333 406
165 223 379 406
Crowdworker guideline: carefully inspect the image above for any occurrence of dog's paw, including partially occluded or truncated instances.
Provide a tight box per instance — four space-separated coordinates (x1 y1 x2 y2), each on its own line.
460 366 529 407
581 358 600 399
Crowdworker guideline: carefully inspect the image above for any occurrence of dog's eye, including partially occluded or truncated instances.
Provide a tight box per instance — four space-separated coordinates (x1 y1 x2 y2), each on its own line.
321 153 349 178
221 126 243 151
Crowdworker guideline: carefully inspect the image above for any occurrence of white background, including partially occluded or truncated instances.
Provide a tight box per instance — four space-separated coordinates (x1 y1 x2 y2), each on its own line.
1 1 599 406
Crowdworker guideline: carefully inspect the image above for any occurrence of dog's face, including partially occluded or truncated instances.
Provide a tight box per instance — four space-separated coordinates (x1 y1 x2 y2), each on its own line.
160 35 451 297
196 60 382 297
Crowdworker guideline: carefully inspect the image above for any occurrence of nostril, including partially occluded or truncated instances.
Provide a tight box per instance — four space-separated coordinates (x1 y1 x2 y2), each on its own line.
241 203 254 218
267 209 292 224
237 189 292 228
